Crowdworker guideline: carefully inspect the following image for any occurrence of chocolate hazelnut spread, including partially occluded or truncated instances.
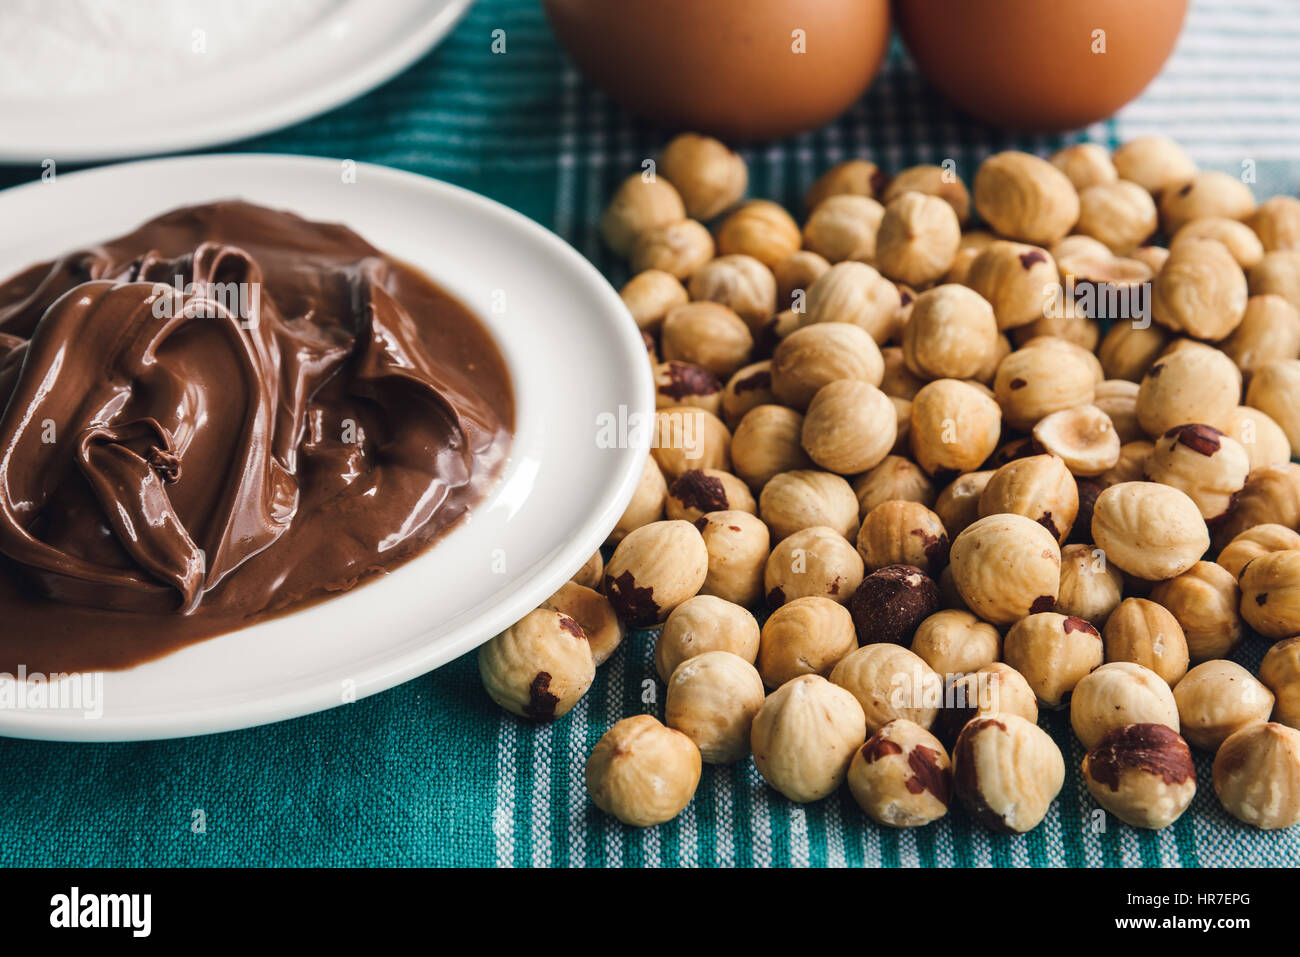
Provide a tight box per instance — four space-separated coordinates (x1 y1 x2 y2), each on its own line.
0 201 513 672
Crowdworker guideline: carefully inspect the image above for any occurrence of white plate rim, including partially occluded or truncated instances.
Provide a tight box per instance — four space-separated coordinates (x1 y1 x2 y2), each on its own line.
0 153 650 742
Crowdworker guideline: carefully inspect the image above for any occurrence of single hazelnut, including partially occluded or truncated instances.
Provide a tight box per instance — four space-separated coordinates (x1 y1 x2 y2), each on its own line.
1082 723 1196 829
764 524 865 608
1032 405 1121 478
802 194 885 264
571 549 604 591
1103 596 1190 686
1099 440 1154 487
1149 562 1243 667
478 608 595 720
911 609 1001 676
696 509 770 607
540 581 624 666
1239 548 1300 640
715 200 801 269
757 595 856 687
974 151 1079 246
1221 295 1300 381
1144 424 1249 523
1174 660 1274 751
1248 195 1300 252
953 713 1066 833
1132 244 1172 273
1171 218 1265 270
586 715 701 827
630 219 715 279
1221 402 1289 469
1159 170 1256 235
621 268 689 332
608 455 667 544
830 642 943 734
759 469 859 542
933 662 1039 747
950 514 1062 626
848 718 953 827
994 339 1098 432
884 164 972 223
1218 524 1300 580
803 261 902 343
934 470 994 538
1246 358 1300 455
721 360 775 429
1076 180 1158 255
653 360 723 415
977 454 1078 543
1070 661 1180 750
1091 481 1209 582
1213 463 1300 549
1261 637 1300 730
650 405 731 480
660 301 754 378
801 379 896 475
1249 249 1300 311
1049 143 1118 191
666 468 755 524
605 519 709 626
1137 342 1242 438
750 674 867 802
773 250 831 312
874 191 962 286
846 563 941 646
770 321 884 410
730 404 812 490
657 133 747 221
654 593 760 682
601 173 687 256
901 284 999 381
1151 239 1248 341
909 379 1002 475
1212 721 1300 829
856 501 950 575
1057 543 1125 628
965 240 1061 331
853 456 935 518
1004 612 1104 709
1112 136 1197 195
805 159 889 211
1099 322 1172 383
665 651 765 764
686 255 776 333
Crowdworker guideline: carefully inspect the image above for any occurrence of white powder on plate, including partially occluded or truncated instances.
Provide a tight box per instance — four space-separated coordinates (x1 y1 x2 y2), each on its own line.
0 0 342 99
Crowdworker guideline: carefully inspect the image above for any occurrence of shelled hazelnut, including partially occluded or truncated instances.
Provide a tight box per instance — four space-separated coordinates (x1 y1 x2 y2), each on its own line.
802 194 885 264
1092 379 1143 444
1050 143 1118 191
1102 597 1190 686
1221 295 1300 380
973 151 1079 246
1174 660 1274 751
803 261 902 342
586 715 702 827
540 581 624 666
965 240 1060 331
1033 405 1121 478
1144 424 1249 522
1149 561 1243 664
830 642 943 734
605 520 709 626
1217 524 1300 580
884 164 972 224
901 284 999 381
757 595 857 688
874 192 962 286
1151 239 1248 341
665 651 765 764
934 470 994 539
695 509 770 608
1213 463 1300 548
601 174 686 256
910 609 1001 676
571 550 604 591
660 301 754 378
801 380 896 475
751 674 867 803
853 455 937 518
1082 724 1196 829
856 501 949 575
621 269 689 332
608 456 667 545
764 524 865 607
773 250 831 311
1076 181 1157 255
1070 662 1180 750
759 469 859 541
848 719 953 828
730 404 812 490
978 454 1079 544
770 322 884 410
631 219 715 278
1111 136 1196 195
1091 482 1209 581
653 360 723 414
953 713 1066 833
1135 342 1241 437
1098 322 1171 383
1245 358 1300 454
950 514 1061 626
1248 249 1300 310
1212 722 1300 830
657 133 747 221
1057 543 1125 628
909 379 1002 475
1158 170 1256 235
666 468 755 524
721 361 776 428
650 405 731 480
715 200 801 269
1170 217 1264 269
805 159 889 210
686 255 777 332
1238 549 1300 640
654 594 760 683
1261 638 1300 730
934 663 1039 747
479 608 595 721
994 339 1097 431
1003 612 1104 709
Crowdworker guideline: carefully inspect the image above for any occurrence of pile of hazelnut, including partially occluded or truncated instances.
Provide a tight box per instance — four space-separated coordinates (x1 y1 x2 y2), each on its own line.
478 132 1300 835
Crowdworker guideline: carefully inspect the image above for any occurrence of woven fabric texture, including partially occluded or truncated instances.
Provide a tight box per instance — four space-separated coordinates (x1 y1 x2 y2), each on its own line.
2 0 1300 867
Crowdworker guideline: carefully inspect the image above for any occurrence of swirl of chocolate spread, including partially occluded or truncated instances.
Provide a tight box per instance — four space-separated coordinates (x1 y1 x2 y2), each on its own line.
0 202 513 671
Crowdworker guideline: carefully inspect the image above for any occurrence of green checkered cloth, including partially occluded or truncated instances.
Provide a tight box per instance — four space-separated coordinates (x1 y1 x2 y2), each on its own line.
2 0 1300 867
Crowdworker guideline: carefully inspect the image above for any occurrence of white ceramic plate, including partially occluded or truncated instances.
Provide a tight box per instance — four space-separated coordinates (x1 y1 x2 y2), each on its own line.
0 0 474 163
0 155 650 741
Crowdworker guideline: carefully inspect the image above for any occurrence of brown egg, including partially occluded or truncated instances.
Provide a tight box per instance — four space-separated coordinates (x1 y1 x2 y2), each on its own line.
895 0 1187 131
543 0 890 141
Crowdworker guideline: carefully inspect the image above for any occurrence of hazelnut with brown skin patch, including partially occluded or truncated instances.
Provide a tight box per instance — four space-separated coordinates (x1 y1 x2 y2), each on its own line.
934 662 1039 748
666 468 755 524
830 642 943 734
665 651 765 764
715 200 801 270
1213 721 1300 830
1099 440 1153 488
759 469 859 542
953 713 1065 834
770 321 884 410
846 564 940 645
1174 660 1274 752
1070 661 1180 750
764 524 865 608
965 240 1061 331
978 454 1079 544
1158 170 1256 235
950 514 1062 627
478 608 595 721
848 718 953 828
910 609 1000 677
621 268 688 332
540 581 624 666
1217 524 1300 580
657 133 747 221
857 500 950 575
586 715 702 827
605 520 709 626
751 674 867 803
805 159 890 211
721 360 775 428
757 595 857 688
653 360 723 414
601 174 687 257
1057 543 1125 628
1238 548 1300 640
993 339 1098 432
1102 597 1190 687
1144 424 1249 522
654 593 760 683
730 404 812 490
1213 463 1300 549
1004 612 1104 710
1149 561 1243 664
1082 723 1196 830
1136 342 1242 438
696 509 770 608
1261 637 1300 731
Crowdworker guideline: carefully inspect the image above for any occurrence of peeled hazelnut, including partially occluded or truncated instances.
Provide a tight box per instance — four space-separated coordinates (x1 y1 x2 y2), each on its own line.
1174 660 1274 752
801 380 896 475
586 715 701 827
696 509 769 607
1136 342 1241 438
934 662 1039 747
608 455 667 544
621 269 689 332
660 301 754 378
657 133 747 221
1050 143 1118 191
874 192 962 286
1112 136 1197 195
1159 170 1256 235
1249 249 1300 311
1103 597 1190 686
1003 612 1104 709
978 454 1079 544
909 379 1002 475
846 563 940 645
715 200 801 269
1082 723 1196 830
478 608 595 721
541 581 624 666
1091 481 1209 582
650 405 731 480
686 255 776 332
1099 322 1171 383
571 550 604 591
1213 463 1300 549
901 284 999 381
1246 358 1300 454
1149 561 1242 665
665 651 765 764
1144 424 1249 522
759 469 859 542
856 501 949 575
1221 295 1300 380
994 339 1097 432
934 470 994 538
974 151 1079 246
730 404 812 490
1057 543 1125 628
1171 217 1265 270
830 642 943 734
1260 638 1300 731
1070 662 1180 750
1248 195 1300 251
1100 439 1154 487
848 719 952 827
765 524 865 608
1076 180 1158 255
1132 245 1172 273
654 360 723 414
666 468 755 524
1218 524 1300 580
953 713 1066 833
1238 549 1300 640
1213 721 1300 829
654 594 760 682
601 173 687 256
721 361 775 429
950 514 1061 626
802 194 885 264
853 455 937 518
773 250 831 312
757 595 856 688
911 609 1001 676
1151 239 1248 341
884 164 972 223
1032 405 1121 478
750 674 867 803
965 240 1060 331
605 520 708 626
631 219 715 279
1093 379 1143 444
803 261 902 343
770 321 884 410
805 159 889 210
